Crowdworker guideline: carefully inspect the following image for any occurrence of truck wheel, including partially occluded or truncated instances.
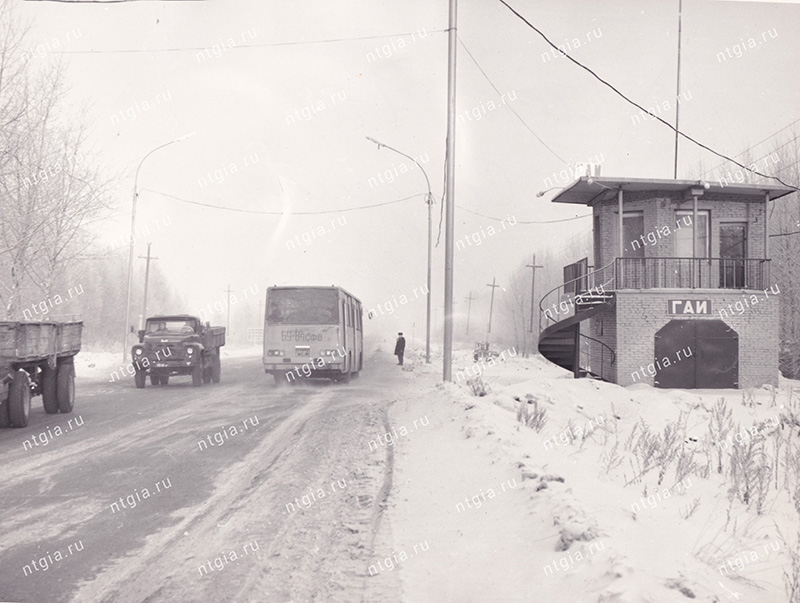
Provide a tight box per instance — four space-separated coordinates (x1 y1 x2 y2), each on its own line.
211 355 221 383
150 375 160 386
202 367 211 384
9 370 31 428
42 365 59 414
134 371 146 388
161 376 169 385
192 365 202 387
57 363 75 413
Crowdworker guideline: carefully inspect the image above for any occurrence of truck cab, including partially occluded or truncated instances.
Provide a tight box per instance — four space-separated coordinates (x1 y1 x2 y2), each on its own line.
132 314 225 388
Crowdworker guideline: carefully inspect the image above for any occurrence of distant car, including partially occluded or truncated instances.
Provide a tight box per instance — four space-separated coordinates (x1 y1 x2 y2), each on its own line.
132 314 225 388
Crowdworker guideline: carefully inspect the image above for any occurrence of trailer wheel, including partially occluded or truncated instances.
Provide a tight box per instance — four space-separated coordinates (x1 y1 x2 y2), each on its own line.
57 363 75 413
8 370 31 428
42 365 59 414
134 371 146 389
211 354 221 383
192 365 202 387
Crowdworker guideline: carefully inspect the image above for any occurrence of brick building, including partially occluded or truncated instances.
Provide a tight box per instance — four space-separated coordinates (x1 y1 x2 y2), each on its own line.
537 177 793 388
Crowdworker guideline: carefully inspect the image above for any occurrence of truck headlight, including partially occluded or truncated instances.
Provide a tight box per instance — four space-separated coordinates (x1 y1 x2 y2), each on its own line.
186 347 194 355
133 347 143 356
267 350 284 356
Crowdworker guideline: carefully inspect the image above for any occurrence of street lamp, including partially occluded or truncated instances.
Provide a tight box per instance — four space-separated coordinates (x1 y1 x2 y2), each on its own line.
535 186 565 198
122 133 194 361
366 136 433 364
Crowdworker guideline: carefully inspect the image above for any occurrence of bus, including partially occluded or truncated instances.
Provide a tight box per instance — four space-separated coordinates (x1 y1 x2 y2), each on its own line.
263 286 363 384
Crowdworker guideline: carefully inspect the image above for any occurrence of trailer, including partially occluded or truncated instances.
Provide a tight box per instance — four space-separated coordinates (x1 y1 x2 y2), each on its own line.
0 321 82 428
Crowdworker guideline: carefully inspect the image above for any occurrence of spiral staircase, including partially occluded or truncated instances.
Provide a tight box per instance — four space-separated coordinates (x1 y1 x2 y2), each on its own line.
537 260 616 380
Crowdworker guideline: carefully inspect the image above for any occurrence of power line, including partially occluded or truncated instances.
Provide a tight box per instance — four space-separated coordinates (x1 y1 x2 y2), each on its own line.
704 133 800 177
140 188 424 215
458 206 591 224
457 36 569 166
702 119 800 176
497 0 799 192
47 29 447 55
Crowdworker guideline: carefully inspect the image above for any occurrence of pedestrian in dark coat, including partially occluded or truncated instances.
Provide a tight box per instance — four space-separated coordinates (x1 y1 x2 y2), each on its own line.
394 332 406 366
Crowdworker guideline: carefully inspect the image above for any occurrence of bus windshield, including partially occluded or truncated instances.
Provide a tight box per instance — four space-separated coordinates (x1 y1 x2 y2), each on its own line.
266 288 339 325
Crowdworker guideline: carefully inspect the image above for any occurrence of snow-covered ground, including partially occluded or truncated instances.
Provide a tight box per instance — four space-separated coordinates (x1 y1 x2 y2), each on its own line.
373 346 800 603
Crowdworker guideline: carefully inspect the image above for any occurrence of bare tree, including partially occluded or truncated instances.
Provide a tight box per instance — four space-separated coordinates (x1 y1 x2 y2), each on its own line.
0 0 111 318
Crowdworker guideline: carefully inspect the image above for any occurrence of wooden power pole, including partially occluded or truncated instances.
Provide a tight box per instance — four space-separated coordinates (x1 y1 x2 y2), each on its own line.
138 243 158 328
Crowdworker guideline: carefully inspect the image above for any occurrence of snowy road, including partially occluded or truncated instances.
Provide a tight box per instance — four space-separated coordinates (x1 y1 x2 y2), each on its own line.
0 351 396 603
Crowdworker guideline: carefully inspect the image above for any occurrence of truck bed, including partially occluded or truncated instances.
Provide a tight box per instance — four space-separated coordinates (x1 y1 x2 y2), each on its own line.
203 326 225 349
0 321 83 363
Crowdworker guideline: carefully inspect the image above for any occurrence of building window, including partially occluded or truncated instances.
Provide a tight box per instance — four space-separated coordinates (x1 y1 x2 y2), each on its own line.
614 211 645 258
675 210 710 257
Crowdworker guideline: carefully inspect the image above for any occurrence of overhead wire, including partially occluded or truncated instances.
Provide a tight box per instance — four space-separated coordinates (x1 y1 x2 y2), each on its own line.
457 36 569 166
47 29 448 55
701 119 800 176
458 206 591 224
140 188 425 215
496 0 799 191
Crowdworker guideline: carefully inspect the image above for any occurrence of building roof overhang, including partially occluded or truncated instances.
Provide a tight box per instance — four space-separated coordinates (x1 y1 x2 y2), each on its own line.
549 176 796 206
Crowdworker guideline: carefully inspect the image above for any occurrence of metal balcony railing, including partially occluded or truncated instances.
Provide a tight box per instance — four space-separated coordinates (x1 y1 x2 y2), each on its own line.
614 257 771 290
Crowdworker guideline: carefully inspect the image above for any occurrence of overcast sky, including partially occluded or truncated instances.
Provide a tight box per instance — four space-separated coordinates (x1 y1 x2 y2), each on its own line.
16 0 800 343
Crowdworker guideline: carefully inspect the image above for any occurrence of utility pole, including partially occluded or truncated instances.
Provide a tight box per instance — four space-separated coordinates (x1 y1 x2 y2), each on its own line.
436 302 456 333
486 278 500 341
465 291 475 335
224 285 232 335
443 0 458 381
526 254 544 333
673 0 683 178
138 243 158 329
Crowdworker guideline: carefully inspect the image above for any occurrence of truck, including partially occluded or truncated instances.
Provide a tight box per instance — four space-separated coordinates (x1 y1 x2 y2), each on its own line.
0 321 82 428
132 314 225 388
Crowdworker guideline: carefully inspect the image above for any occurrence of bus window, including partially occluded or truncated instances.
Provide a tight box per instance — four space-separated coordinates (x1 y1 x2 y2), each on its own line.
266 288 339 324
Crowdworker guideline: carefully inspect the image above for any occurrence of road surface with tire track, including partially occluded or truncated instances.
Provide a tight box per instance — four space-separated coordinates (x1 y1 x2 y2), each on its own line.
0 350 398 603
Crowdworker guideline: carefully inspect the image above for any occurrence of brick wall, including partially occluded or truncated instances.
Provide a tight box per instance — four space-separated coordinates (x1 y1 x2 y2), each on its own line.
613 289 778 388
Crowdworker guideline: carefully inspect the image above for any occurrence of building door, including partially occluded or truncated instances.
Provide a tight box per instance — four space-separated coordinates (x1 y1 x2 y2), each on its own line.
719 223 747 288
674 210 710 288
654 319 738 388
